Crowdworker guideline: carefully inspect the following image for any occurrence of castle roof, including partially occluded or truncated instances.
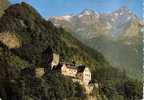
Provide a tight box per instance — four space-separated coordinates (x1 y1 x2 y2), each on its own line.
64 63 85 73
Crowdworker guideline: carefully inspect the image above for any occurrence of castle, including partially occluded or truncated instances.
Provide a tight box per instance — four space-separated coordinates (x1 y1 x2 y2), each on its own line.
35 53 92 86
61 63 91 85
34 52 98 94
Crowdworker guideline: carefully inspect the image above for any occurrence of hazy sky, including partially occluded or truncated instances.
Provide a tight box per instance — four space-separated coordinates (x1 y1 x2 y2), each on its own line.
10 0 142 19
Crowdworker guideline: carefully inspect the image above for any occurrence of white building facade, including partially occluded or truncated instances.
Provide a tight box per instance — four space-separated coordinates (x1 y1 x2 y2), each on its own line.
61 63 91 85
83 67 91 85
61 64 77 77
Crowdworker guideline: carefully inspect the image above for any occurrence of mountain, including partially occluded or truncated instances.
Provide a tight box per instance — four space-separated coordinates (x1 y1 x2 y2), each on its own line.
50 7 141 38
0 2 108 70
0 2 107 100
0 2 142 100
0 0 10 17
49 7 143 79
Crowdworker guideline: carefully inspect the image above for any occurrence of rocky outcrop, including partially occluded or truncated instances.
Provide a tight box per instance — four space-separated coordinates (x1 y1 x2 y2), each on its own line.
0 32 21 49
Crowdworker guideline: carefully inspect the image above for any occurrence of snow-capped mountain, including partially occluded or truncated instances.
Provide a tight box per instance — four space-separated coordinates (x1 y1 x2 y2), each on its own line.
49 6 143 79
78 9 99 18
49 7 141 39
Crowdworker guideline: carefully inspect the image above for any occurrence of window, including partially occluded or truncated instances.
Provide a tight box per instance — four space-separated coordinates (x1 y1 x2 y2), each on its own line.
85 74 90 77
73 70 76 73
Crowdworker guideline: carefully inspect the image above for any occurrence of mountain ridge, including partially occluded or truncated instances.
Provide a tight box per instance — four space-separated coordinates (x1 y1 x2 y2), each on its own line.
49 6 142 79
49 6 141 38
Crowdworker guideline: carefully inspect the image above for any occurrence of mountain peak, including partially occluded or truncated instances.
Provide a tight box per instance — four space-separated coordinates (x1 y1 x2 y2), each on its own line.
120 6 129 11
114 6 131 15
81 9 95 15
111 6 132 18
4 2 42 19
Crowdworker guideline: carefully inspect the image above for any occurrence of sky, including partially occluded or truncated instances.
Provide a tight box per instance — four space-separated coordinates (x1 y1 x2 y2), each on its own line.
10 0 143 19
